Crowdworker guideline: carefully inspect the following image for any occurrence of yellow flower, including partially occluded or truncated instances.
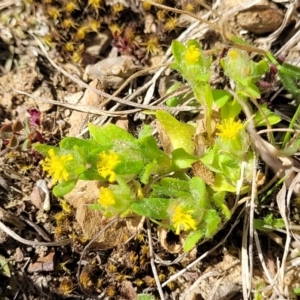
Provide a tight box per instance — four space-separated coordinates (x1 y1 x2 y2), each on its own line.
185 45 201 64
98 187 116 207
97 151 120 182
109 23 122 35
41 149 73 184
112 3 124 14
216 118 244 140
171 206 197 235
164 17 178 32
145 36 161 55
228 49 239 60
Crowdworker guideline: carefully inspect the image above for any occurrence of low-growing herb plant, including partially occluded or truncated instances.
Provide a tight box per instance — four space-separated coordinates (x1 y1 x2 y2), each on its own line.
34 39 283 251
0 108 43 150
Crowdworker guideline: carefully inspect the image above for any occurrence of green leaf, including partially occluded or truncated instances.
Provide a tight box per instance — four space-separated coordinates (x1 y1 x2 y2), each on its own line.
89 203 101 210
172 148 198 169
138 124 152 139
79 167 103 180
189 177 207 206
166 82 182 107
200 146 222 173
88 123 135 147
34 143 58 156
279 70 300 100
137 294 155 300
255 60 270 78
115 159 144 175
212 89 232 107
244 83 261 99
283 136 300 156
254 214 285 232
183 230 204 252
293 288 300 295
59 138 104 160
203 209 221 237
21 138 31 151
171 40 186 64
136 136 169 161
0 255 10 277
151 178 190 198
253 104 281 126
221 99 242 120
213 173 237 192
218 153 240 182
281 61 300 79
230 35 251 46
156 110 196 155
212 191 231 220
140 162 157 184
60 137 97 150
53 180 77 197
130 198 170 219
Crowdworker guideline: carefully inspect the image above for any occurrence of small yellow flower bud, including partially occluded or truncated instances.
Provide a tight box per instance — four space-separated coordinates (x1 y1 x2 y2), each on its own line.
185 45 201 64
41 149 73 184
216 118 244 140
98 187 116 207
97 151 120 182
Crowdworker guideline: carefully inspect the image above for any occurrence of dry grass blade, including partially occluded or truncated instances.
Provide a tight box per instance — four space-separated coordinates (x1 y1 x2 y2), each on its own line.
0 0 15 10
277 183 290 294
241 154 257 299
146 218 165 300
0 220 71 246
253 229 283 299
241 202 250 300
102 63 170 107
14 89 140 116
29 34 194 113
179 271 221 300
276 24 300 56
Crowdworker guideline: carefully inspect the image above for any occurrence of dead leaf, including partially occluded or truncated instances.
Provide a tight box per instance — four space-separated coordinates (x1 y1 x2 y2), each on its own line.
27 251 55 273
192 160 215 185
156 120 173 154
157 226 197 262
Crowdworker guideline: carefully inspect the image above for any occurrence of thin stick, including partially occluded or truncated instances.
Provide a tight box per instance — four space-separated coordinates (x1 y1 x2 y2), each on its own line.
146 218 165 300
248 153 258 297
0 220 71 247
254 228 283 299
101 63 170 107
29 34 192 112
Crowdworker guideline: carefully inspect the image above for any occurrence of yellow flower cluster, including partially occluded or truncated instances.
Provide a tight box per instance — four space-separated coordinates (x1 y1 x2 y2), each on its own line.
41 149 73 184
185 45 201 64
98 187 116 207
171 206 197 235
97 151 120 182
216 118 244 140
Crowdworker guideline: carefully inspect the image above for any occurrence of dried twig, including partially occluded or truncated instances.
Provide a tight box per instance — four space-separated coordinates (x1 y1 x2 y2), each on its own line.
0 0 15 10
0 220 71 246
146 218 165 300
